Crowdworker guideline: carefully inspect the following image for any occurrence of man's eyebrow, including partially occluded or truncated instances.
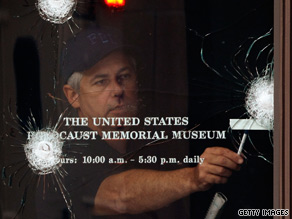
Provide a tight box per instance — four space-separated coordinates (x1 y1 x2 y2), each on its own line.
89 74 108 83
117 66 133 75
89 66 134 83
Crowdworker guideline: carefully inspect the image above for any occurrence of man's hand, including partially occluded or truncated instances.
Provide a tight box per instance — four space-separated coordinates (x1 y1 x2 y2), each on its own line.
192 147 244 191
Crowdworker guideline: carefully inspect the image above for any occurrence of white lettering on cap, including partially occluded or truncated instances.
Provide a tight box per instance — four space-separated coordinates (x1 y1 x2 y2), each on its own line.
87 33 117 45
98 33 110 43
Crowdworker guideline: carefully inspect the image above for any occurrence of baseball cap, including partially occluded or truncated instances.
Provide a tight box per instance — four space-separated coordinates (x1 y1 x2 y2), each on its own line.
61 26 130 83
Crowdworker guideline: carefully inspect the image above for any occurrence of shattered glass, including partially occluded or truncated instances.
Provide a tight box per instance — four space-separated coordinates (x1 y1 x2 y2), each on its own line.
203 29 273 163
36 0 77 24
188 9 273 163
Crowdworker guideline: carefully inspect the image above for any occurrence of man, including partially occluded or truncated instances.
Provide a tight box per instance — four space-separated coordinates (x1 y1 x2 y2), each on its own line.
63 49 138 154
36 26 243 219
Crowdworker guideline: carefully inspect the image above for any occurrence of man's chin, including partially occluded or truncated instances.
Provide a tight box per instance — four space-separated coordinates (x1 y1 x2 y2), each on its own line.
107 111 130 118
107 106 137 118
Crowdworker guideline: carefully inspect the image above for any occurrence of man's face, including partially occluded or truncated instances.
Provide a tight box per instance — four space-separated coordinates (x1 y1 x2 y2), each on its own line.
76 51 138 130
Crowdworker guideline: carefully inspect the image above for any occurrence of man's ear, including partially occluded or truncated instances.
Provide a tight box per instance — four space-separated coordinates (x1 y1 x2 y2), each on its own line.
63 85 80 109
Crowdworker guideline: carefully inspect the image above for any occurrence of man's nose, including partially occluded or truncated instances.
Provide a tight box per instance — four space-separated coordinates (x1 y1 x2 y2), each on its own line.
111 80 124 97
